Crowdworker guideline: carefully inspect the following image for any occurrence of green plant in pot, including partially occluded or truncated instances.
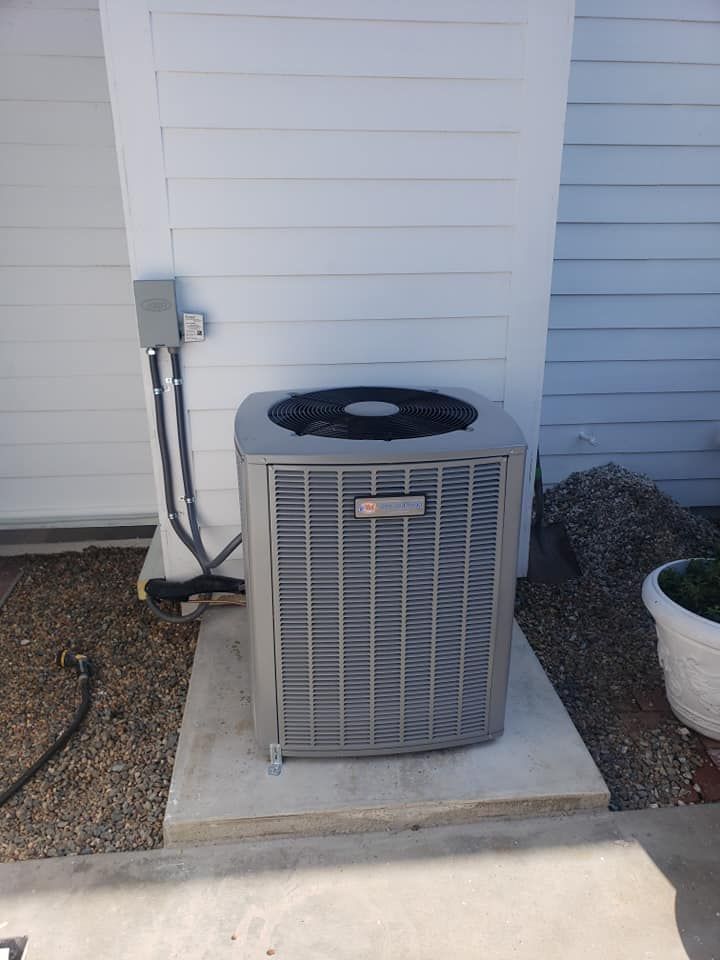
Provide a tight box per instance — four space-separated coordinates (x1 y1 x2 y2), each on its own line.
659 558 720 623
642 556 720 739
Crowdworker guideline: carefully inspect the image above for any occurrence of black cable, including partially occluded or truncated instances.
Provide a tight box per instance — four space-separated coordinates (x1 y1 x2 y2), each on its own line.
169 349 211 571
0 652 92 809
147 349 205 567
147 348 210 622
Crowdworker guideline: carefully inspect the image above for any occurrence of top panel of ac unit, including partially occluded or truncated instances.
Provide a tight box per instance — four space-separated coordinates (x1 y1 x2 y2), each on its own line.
234 385 526 465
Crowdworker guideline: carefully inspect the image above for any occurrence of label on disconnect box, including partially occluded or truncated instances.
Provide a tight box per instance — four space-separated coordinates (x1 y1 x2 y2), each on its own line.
182 313 205 342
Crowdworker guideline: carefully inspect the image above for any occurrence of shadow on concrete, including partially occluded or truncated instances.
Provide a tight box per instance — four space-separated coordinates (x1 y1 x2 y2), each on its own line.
0 804 717 958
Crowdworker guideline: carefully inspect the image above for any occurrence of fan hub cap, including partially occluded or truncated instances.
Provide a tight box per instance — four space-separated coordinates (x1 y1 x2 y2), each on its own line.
344 401 400 417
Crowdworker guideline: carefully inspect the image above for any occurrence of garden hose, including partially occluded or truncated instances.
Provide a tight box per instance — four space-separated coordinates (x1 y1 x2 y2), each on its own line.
0 651 92 809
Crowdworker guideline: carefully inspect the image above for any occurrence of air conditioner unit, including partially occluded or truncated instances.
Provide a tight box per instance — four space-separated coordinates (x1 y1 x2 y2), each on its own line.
234 386 526 761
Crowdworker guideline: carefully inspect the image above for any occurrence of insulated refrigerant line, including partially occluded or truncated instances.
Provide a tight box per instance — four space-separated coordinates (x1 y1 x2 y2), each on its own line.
145 346 243 623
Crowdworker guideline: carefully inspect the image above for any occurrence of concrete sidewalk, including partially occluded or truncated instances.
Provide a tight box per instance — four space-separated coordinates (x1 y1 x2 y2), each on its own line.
1 805 718 959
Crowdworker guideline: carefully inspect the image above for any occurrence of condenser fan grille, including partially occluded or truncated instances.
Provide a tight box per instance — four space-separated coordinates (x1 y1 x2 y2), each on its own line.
268 387 478 441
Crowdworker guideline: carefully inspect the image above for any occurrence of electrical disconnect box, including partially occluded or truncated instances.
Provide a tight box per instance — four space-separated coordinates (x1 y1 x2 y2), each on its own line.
134 279 181 348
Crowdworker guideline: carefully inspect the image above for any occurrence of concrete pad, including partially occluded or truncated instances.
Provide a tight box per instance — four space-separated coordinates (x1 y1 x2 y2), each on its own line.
1 806 719 960
164 610 608 844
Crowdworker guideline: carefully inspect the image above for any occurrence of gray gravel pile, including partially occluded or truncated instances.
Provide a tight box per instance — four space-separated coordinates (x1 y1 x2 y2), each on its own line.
517 464 718 811
0 548 197 861
543 464 718 598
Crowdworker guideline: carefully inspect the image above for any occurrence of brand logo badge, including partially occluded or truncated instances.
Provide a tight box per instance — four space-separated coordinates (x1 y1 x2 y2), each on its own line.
354 495 426 519
141 298 171 312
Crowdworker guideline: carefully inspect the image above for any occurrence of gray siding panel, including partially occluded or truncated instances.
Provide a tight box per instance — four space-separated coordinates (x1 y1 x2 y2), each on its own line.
549 294 720 329
0 7 154 526
561 145 720 186
575 1 720 18
543 4 720 506
572 18 720 64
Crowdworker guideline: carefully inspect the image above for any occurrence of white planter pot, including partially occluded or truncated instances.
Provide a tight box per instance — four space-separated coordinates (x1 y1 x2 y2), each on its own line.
642 559 720 740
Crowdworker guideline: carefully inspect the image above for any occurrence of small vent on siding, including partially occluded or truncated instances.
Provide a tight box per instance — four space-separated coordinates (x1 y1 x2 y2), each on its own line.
270 459 504 754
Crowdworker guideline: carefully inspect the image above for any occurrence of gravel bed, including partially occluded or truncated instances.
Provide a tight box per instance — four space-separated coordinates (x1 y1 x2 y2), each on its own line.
516 464 719 811
0 548 197 861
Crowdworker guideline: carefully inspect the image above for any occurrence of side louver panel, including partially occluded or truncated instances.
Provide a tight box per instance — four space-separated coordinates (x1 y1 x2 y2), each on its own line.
269 459 505 754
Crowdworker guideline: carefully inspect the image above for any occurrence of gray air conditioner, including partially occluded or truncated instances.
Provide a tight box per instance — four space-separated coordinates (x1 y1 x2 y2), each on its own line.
234 386 526 761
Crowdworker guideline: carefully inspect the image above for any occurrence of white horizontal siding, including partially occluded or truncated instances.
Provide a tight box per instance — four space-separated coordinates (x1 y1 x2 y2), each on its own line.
0 442 151 478
0 6 154 527
183 359 506 413
103 0 573 576
176 274 511 324
0 186 125 228
0 477 154 523
1 410 147 445
157 75 523 132
193 490 241 529
543 4 720 507
3 0 99 8
163 130 520 181
0 145 121 187
153 15 525 78
0 267 132 304
0 55 109 101
148 1 528 22
1 342 144 378
193 450 236 491
0 229 128 266
167 180 517 229
0 9 102 56
0 305 137 341
181 317 507 367
0 375 146 412
0 102 115 146
173 227 513 277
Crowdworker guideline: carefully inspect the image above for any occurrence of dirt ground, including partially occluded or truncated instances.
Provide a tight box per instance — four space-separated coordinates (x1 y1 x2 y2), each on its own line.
0 548 197 861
